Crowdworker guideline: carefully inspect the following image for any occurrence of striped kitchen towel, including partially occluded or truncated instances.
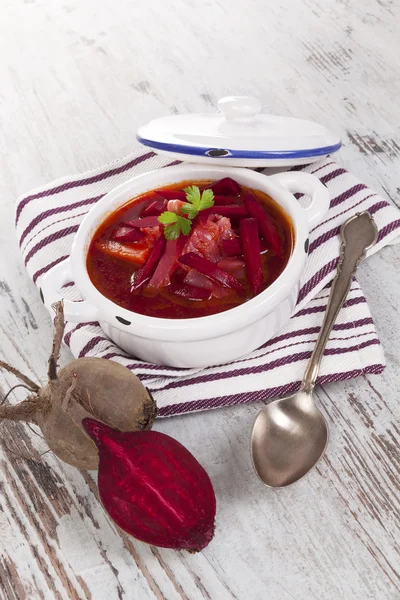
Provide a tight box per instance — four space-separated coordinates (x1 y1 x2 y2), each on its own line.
16 150 400 417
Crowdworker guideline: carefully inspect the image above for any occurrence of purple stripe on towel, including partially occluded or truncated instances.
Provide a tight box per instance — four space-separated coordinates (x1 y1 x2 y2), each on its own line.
309 200 388 253
16 151 156 224
297 259 338 304
147 339 380 391
156 363 385 416
78 336 111 358
330 184 368 209
377 220 400 242
25 225 79 266
19 195 104 247
64 321 100 347
33 255 69 284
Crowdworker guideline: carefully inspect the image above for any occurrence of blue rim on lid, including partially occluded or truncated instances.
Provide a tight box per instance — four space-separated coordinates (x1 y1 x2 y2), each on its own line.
136 135 342 160
136 96 342 167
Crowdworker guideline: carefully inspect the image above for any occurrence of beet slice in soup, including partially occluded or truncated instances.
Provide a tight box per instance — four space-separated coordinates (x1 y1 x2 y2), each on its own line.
242 193 283 256
209 177 241 196
240 218 263 294
111 227 146 243
124 216 161 229
179 252 243 291
222 238 242 256
131 235 167 291
147 237 187 290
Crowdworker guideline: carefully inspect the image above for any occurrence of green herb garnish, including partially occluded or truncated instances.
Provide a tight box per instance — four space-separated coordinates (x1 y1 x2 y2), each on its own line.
158 186 214 239
181 186 215 219
158 212 192 240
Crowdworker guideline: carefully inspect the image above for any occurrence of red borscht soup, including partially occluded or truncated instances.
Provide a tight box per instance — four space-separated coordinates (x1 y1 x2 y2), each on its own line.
87 177 294 319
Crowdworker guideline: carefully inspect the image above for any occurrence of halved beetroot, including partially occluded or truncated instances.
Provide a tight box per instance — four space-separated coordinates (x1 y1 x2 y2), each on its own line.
209 177 241 196
131 235 166 291
240 218 263 294
179 252 243 291
83 419 216 552
242 193 282 256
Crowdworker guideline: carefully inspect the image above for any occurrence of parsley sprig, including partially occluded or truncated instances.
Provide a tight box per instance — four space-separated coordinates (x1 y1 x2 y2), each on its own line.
158 186 215 240
158 212 192 240
181 186 215 219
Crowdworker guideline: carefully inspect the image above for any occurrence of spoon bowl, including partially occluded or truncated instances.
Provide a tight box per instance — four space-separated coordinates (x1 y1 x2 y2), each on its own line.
251 390 328 487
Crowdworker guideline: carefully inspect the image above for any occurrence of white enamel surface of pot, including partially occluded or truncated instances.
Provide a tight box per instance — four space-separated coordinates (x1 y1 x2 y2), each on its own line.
40 165 329 367
137 96 342 167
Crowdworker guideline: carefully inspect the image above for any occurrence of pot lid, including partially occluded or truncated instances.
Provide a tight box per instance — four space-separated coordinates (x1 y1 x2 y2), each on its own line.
137 96 342 167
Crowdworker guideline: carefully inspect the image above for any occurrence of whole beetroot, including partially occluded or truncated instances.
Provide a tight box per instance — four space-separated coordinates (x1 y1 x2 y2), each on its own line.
0 303 156 469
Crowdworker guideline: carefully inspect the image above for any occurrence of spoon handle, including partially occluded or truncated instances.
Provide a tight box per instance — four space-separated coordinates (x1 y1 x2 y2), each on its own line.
302 211 378 393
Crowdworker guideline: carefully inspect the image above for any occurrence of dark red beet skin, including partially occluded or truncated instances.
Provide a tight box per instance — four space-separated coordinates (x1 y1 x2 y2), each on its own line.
83 419 216 552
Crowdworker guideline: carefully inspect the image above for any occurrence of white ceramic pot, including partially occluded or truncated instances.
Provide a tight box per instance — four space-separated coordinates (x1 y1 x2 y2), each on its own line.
40 165 329 368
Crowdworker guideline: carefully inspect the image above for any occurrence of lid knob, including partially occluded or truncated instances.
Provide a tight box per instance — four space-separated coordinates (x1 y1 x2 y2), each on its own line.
217 96 262 122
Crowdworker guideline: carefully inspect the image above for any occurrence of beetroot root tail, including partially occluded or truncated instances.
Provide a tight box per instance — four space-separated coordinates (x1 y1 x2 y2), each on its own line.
0 395 44 422
0 360 40 392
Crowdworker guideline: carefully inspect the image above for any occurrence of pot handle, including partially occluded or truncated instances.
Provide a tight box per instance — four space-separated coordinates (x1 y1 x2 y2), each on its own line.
269 171 330 228
39 258 100 323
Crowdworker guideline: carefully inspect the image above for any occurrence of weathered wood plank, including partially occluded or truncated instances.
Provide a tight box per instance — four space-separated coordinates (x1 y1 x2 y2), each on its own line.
1 0 399 598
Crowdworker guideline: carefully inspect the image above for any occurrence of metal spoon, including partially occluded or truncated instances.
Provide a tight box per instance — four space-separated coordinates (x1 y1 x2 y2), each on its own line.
251 211 378 488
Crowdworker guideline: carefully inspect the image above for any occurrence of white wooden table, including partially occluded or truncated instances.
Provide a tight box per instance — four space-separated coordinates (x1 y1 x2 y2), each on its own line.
1 1 399 598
